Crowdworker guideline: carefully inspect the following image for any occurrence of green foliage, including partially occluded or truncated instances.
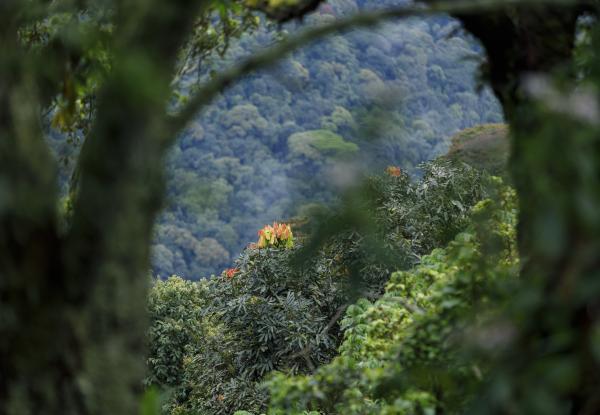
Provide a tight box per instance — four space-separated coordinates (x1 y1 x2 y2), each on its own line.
445 124 509 177
374 159 489 256
161 240 347 414
145 0 503 278
209 245 345 377
321 106 357 134
146 277 208 388
7 0 598 413
147 12 600 415
289 129 359 161
147 161 495 414
263 179 518 414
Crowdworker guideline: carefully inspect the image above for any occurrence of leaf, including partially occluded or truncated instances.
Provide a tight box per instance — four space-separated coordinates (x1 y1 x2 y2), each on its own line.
139 387 160 415
451 200 465 211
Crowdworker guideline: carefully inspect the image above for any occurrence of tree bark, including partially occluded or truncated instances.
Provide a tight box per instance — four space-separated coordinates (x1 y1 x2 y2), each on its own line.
449 4 600 413
0 1 207 414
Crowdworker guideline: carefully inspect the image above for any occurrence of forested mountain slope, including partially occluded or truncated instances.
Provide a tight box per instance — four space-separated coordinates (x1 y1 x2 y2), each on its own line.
146 157 506 414
6 0 596 412
151 0 503 279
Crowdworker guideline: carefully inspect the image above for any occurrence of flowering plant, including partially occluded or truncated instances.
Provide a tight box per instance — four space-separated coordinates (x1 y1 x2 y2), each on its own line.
256 222 294 249
223 267 239 279
385 166 402 177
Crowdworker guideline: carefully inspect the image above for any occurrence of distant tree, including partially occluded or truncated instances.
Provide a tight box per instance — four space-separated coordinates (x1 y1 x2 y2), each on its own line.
0 1 258 413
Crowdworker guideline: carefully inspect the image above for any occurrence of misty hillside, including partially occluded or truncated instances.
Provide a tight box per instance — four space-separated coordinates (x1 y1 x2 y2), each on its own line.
152 0 503 279
7 0 597 413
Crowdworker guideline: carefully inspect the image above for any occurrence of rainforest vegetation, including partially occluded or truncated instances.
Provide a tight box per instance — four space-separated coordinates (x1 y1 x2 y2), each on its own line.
2 0 600 415
148 1 503 278
48 0 503 278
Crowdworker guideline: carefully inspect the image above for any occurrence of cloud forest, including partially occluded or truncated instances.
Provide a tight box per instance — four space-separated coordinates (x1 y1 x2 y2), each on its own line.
2 0 600 415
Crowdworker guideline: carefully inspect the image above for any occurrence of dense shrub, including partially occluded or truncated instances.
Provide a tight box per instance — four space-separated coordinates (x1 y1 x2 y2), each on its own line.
373 159 489 256
146 277 208 388
146 160 497 414
445 123 509 177
262 179 518 414
165 230 348 414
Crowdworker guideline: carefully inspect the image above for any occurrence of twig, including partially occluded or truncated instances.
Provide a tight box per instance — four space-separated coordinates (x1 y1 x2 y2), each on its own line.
321 304 349 335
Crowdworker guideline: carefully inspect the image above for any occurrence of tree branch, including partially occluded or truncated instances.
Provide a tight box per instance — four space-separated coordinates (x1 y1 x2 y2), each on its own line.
321 304 348 335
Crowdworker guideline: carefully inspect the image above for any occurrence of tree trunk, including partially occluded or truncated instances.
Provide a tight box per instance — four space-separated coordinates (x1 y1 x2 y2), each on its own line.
0 2 206 414
452 4 600 413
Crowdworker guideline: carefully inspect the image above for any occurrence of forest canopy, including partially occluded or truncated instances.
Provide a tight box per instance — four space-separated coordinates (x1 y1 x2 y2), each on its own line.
146 1 502 278
1 0 600 414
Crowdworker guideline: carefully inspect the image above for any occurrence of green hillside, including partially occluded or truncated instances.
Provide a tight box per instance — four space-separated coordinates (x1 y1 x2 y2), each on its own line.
446 123 509 176
148 0 503 278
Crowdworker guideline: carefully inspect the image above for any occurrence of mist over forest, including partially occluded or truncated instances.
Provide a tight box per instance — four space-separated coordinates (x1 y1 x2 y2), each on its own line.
152 0 503 279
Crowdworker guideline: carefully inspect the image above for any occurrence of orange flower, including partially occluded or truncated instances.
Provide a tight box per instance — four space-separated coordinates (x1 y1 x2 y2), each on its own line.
386 166 402 177
255 222 294 249
274 222 290 239
224 268 239 279
257 225 275 248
